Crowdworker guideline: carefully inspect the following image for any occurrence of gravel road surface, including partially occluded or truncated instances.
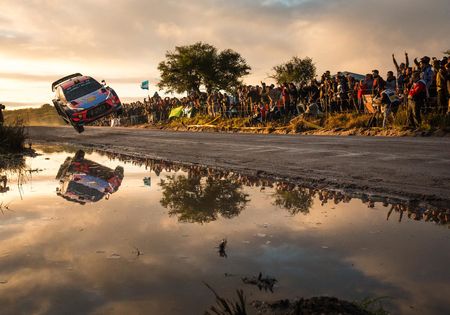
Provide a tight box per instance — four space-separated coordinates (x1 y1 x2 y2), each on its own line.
28 126 450 206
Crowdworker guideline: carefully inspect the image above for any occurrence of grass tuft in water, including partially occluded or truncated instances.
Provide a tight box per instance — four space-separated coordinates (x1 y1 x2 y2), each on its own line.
0 119 27 154
204 282 247 315
355 296 391 315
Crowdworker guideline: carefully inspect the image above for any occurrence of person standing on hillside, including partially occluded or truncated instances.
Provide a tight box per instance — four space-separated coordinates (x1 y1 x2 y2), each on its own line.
407 72 427 128
414 56 434 94
0 104 5 126
392 52 409 72
385 71 397 91
436 62 448 114
372 70 386 97
446 63 450 114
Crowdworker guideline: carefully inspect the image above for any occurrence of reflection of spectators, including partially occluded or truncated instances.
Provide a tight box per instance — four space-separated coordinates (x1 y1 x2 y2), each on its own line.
0 175 9 193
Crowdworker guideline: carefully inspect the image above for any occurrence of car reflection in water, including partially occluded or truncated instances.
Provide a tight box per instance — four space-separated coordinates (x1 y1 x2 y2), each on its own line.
56 150 124 204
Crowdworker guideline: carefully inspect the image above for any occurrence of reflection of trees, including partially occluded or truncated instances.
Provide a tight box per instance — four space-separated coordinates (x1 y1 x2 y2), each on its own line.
273 186 313 215
0 155 25 172
160 174 249 223
93 149 449 226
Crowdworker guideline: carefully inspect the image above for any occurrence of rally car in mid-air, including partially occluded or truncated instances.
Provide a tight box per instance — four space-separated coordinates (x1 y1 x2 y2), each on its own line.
56 150 124 204
51 73 123 133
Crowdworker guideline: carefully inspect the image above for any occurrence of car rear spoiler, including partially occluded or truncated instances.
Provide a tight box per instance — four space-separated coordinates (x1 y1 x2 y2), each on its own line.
51 73 83 91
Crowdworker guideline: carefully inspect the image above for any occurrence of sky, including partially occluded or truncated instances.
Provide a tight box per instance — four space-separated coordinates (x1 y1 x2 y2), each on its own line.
1 0 449 108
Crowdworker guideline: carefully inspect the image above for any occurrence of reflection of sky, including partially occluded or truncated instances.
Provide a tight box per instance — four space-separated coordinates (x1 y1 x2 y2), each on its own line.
0 149 449 314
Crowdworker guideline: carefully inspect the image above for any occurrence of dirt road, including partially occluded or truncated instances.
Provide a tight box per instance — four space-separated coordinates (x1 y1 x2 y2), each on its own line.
28 126 450 206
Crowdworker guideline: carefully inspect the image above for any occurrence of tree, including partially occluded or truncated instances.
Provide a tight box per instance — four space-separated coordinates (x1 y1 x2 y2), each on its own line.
157 42 251 94
159 174 249 224
443 49 450 56
271 56 316 85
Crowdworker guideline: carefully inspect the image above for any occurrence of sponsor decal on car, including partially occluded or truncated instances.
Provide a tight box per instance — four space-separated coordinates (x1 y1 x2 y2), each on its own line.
87 95 96 102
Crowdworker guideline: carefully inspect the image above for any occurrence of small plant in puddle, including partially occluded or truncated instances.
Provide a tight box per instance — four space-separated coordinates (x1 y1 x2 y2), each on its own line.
217 239 227 258
242 272 278 292
0 202 13 214
204 282 247 315
133 247 143 257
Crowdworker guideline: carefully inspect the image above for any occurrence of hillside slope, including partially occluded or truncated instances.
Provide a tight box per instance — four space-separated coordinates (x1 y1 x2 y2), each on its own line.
4 104 65 126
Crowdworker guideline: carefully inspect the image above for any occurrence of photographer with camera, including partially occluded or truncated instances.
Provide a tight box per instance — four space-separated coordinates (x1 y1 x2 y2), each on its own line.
0 103 5 125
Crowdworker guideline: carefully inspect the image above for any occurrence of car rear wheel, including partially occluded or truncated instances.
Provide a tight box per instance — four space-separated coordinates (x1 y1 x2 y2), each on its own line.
73 124 84 133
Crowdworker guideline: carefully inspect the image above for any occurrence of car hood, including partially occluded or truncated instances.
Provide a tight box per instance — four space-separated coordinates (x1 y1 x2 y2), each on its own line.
69 89 110 110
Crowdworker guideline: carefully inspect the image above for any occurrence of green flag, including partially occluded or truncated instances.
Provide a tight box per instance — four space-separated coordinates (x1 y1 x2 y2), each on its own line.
169 106 184 118
140 80 149 90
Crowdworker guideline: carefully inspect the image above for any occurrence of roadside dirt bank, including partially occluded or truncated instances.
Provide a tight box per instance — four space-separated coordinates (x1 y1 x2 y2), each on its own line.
147 124 450 137
137 114 450 137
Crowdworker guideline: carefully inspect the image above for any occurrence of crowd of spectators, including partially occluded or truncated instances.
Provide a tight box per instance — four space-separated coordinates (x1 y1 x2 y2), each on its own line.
96 52 450 129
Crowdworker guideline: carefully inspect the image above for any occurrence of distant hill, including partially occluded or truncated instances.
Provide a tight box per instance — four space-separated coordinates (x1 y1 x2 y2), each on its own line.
4 104 65 126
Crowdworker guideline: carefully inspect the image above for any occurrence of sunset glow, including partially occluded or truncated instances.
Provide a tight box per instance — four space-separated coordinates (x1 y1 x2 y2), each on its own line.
1 0 449 108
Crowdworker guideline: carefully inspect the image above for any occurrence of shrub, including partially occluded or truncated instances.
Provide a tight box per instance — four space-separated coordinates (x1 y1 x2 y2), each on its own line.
0 119 27 153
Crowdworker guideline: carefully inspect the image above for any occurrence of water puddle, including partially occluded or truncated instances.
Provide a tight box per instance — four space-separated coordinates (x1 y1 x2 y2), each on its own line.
0 146 449 314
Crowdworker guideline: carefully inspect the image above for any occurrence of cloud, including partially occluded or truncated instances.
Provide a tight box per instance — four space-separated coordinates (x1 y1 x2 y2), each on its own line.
0 72 154 84
0 0 449 105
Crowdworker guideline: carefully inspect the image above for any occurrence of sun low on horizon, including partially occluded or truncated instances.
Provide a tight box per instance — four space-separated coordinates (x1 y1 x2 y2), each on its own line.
1 0 449 108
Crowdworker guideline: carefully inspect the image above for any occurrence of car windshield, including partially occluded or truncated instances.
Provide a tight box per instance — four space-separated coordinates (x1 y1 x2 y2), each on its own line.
63 79 102 101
